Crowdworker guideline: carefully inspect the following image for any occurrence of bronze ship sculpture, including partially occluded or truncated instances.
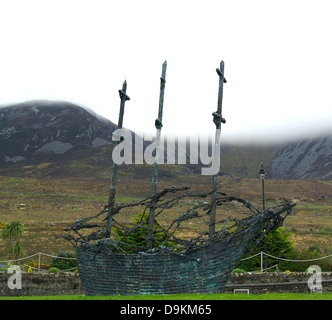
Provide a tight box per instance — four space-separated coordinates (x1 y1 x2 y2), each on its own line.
65 61 296 296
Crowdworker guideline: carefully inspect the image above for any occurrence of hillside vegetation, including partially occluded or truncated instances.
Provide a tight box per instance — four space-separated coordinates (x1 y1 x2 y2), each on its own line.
0 170 331 270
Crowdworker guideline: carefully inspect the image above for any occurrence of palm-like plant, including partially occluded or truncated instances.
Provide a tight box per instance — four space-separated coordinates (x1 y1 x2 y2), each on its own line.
1 220 25 263
2 220 24 239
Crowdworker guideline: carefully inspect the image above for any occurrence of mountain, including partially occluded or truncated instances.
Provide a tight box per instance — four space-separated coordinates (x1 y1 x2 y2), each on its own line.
267 135 332 180
1 100 332 181
219 135 332 181
0 100 117 167
0 100 192 179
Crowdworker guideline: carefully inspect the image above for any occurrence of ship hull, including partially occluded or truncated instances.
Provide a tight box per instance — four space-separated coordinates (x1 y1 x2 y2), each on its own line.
76 215 263 296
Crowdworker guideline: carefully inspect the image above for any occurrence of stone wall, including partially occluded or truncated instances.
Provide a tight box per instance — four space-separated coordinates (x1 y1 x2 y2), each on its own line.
0 271 331 296
0 272 83 297
225 272 332 294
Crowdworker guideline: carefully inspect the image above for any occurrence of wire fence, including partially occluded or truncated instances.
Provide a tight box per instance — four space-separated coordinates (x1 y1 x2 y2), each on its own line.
0 252 77 273
1 251 332 273
241 251 332 272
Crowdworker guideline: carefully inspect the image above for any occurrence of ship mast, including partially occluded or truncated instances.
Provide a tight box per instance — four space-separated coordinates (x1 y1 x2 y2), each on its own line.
147 61 167 249
106 80 130 237
209 61 227 237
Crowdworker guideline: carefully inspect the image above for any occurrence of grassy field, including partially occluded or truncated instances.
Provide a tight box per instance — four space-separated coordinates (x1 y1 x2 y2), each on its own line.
0 170 332 267
1 293 332 300
0 171 332 302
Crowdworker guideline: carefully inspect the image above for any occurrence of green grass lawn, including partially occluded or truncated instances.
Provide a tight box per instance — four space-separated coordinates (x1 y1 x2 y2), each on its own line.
1 293 332 300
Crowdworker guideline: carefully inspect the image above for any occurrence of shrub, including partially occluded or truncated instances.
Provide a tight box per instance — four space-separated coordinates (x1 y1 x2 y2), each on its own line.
48 267 60 274
235 228 294 272
286 249 332 272
50 251 77 271
28 262 49 270
232 268 246 273
113 212 177 254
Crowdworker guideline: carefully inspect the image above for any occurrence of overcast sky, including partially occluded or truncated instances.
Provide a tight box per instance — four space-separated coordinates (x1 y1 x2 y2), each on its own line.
0 0 332 144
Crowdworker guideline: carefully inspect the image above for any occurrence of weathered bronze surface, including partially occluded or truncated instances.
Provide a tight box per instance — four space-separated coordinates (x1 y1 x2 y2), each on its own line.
106 80 130 237
147 60 167 249
65 61 296 296
209 61 227 237
65 187 296 295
